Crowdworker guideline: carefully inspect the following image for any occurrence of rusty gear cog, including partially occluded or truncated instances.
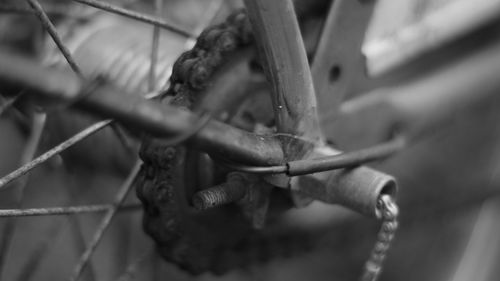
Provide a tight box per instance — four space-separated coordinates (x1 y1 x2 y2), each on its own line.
136 10 266 274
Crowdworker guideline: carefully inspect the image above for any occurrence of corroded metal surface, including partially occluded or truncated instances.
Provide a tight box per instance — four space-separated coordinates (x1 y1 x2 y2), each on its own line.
136 11 262 273
291 145 398 218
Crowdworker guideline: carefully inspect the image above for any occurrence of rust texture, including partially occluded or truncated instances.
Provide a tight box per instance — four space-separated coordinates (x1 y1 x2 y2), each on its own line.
192 172 248 210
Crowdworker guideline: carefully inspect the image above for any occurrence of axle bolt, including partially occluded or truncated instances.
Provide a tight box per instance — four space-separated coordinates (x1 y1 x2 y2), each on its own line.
192 173 248 210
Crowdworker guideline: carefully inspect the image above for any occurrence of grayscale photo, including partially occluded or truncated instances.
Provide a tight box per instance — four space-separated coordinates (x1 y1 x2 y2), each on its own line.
1 0 499 280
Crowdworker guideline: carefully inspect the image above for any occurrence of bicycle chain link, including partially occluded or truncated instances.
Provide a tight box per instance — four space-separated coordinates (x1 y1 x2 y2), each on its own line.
361 194 399 281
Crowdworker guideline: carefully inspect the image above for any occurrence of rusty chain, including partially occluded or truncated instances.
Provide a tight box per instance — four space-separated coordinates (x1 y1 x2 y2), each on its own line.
136 6 400 276
136 9 262 274
361 194 400 281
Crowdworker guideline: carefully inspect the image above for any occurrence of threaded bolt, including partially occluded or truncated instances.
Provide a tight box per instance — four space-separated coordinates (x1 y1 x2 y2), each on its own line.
192 173 248 210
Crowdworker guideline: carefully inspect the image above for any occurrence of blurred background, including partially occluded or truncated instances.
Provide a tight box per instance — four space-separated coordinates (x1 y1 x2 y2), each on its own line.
1 0 500 280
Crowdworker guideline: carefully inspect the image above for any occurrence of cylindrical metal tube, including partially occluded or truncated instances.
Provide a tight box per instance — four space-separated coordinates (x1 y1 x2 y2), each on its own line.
291 146 397 218
293 168 397 218
0 50 285 166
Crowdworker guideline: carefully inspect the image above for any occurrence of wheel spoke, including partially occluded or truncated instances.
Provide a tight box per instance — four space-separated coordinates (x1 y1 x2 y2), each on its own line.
68 160 141 281
0 112 46 279
0 119 112 190
0 203 141 217
26 0 83 76
11 163 138 281
0 1 227 280
69 0 193 37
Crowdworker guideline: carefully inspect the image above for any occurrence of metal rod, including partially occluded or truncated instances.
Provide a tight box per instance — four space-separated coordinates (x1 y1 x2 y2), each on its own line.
292 160 398 218
26 0 82 76
244 0 322 148
0 120 112 190
0 113 46 280
79 82 283 164
29 0 135 158
0 51 285 166
192 173 248 210
0 203 141 218
244 0 322 205
68 160 140 281
287 137 406 176
218 137 405 176
69 0 193 38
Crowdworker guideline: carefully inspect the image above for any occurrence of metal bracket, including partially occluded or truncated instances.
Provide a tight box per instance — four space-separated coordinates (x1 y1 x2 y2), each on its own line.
311 0 376 141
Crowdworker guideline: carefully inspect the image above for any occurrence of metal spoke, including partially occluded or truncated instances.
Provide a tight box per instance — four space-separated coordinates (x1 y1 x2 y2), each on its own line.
27 0 138 156
0 119 112 190
69 0 193 37
0 203 141 217
25 0 83 76
0 112 46 279
13 212 98 281
68 160 141 281
13 158 133 281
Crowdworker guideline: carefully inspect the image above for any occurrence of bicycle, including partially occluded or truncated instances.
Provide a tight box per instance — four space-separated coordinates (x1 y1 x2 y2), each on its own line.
1 0 500 280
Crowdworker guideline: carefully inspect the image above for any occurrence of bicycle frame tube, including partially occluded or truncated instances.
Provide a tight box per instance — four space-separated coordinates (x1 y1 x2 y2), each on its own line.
0 50 284 166
245 0 322 149
2 0 498 168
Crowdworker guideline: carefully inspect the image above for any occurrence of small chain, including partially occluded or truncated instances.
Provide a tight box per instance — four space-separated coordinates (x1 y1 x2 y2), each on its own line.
361 194 399 281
